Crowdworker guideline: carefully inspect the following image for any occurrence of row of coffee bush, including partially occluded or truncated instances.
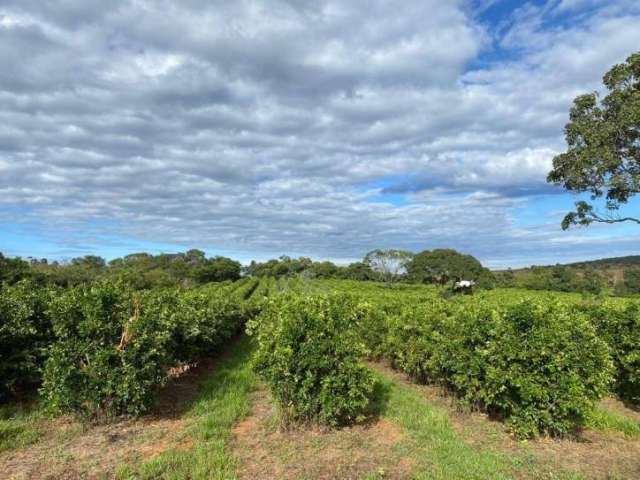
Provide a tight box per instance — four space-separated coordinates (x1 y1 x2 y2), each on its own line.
1 279 261 419
382 298 614 437
579 300 640 405
0 282 55 401
249 293 376 427
250 288 639 438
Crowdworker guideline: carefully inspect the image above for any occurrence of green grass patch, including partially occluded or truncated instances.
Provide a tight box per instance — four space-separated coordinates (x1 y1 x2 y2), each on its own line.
585 405 640 438
116 336 257 480
0 399 45 453
374 370 586 480
373 371 514 480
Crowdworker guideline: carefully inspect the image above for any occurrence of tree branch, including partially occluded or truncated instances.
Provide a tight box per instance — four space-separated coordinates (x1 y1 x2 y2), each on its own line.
590 213 640 225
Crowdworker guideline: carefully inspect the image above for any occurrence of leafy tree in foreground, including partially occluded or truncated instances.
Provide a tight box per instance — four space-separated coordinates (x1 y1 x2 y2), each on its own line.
547 51 640 229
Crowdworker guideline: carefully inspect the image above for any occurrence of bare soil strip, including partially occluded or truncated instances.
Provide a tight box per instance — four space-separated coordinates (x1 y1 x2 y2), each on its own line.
231 388 414 480
4 357 639 480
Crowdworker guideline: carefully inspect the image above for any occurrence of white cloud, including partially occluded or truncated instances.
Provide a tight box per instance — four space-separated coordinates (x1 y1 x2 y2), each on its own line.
0 0 639 263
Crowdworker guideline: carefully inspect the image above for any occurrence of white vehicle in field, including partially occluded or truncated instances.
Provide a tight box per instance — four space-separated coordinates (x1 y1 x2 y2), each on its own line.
453 279 475 294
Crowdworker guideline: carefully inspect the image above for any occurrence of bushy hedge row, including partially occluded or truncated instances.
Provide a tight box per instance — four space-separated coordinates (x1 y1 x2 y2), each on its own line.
580 300 640 405
41 281 247 420
0 281 54 400
249 293 376 427
384 298 613 437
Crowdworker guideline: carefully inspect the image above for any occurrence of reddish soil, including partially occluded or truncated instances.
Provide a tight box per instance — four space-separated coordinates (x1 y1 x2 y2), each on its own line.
231 388 413 480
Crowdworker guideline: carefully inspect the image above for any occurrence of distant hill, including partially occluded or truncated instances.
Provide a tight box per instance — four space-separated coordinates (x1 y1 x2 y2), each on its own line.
494 255 640 273
565 255 640 269
493 255 640 290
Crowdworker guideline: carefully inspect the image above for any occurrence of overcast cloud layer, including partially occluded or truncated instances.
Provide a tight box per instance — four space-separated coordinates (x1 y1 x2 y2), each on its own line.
1 0 640 267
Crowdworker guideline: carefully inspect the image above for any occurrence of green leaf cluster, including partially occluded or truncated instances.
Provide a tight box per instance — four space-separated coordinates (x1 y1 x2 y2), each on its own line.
385 298 613 437
249 293 376 426
40 281 248 420
581 300 640 404
0 281 54 400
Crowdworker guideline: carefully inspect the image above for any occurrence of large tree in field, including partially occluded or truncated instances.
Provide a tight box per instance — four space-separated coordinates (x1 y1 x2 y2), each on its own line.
547 51 640 229
363 249 413 283
406 249 492 286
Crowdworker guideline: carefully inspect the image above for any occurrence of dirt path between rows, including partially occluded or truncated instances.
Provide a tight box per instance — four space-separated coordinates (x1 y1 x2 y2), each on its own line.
0 357 220 480
230 387 414 480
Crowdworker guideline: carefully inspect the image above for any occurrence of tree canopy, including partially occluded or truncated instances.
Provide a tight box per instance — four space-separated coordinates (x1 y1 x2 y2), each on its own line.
194 256 242 283
547 51 640 229
0 253 32 285
363 249 413 283
406 249 493 286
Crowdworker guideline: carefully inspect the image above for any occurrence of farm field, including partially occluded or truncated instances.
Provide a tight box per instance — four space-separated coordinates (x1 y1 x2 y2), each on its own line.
1 278 640 480
2 3 639 479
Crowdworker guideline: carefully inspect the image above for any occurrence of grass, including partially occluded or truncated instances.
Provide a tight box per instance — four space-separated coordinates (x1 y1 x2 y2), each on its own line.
371 369 590 480
585 404 640 438
114 347 600 479
372 371 515 480
0 398 46 453
116 335 257 480
116 337 548 479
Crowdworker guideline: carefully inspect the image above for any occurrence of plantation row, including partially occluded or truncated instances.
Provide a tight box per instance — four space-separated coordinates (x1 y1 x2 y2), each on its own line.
248 281 640 437
0 277 271 419
2 276 639 438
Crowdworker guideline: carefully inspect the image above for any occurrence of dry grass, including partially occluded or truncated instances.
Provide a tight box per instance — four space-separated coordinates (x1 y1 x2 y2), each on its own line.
231 388 413 480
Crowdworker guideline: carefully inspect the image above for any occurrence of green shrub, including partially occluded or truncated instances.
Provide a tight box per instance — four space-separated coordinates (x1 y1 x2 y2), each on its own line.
384 300 453 383
583 301 640 404
354 301 389 360
176 286 244 360
41 281 251 420
250 293 376 426
41 283 176 420
386 298 613 437
0 282 54 400
477 300 613 437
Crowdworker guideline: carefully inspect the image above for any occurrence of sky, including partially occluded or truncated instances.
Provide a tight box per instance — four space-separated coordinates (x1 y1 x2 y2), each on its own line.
1 0 639 269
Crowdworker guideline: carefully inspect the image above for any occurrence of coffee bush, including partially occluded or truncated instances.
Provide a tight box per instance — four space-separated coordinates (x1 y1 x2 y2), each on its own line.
41 281 254 420
0 281 54 399
582 300 640 404
386 298 613 437
478 300 613 437
176 286 244 360
41 282 176 420
250 293 376 427
384 299 453 384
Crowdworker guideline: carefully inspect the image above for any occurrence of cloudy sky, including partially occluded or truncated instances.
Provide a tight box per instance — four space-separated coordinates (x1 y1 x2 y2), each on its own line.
1 0 639 268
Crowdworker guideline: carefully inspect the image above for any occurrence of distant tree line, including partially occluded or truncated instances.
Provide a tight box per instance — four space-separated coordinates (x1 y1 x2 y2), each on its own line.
5 248 638 295
1 248 495 289
0 250 241 289
220 248 495 288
